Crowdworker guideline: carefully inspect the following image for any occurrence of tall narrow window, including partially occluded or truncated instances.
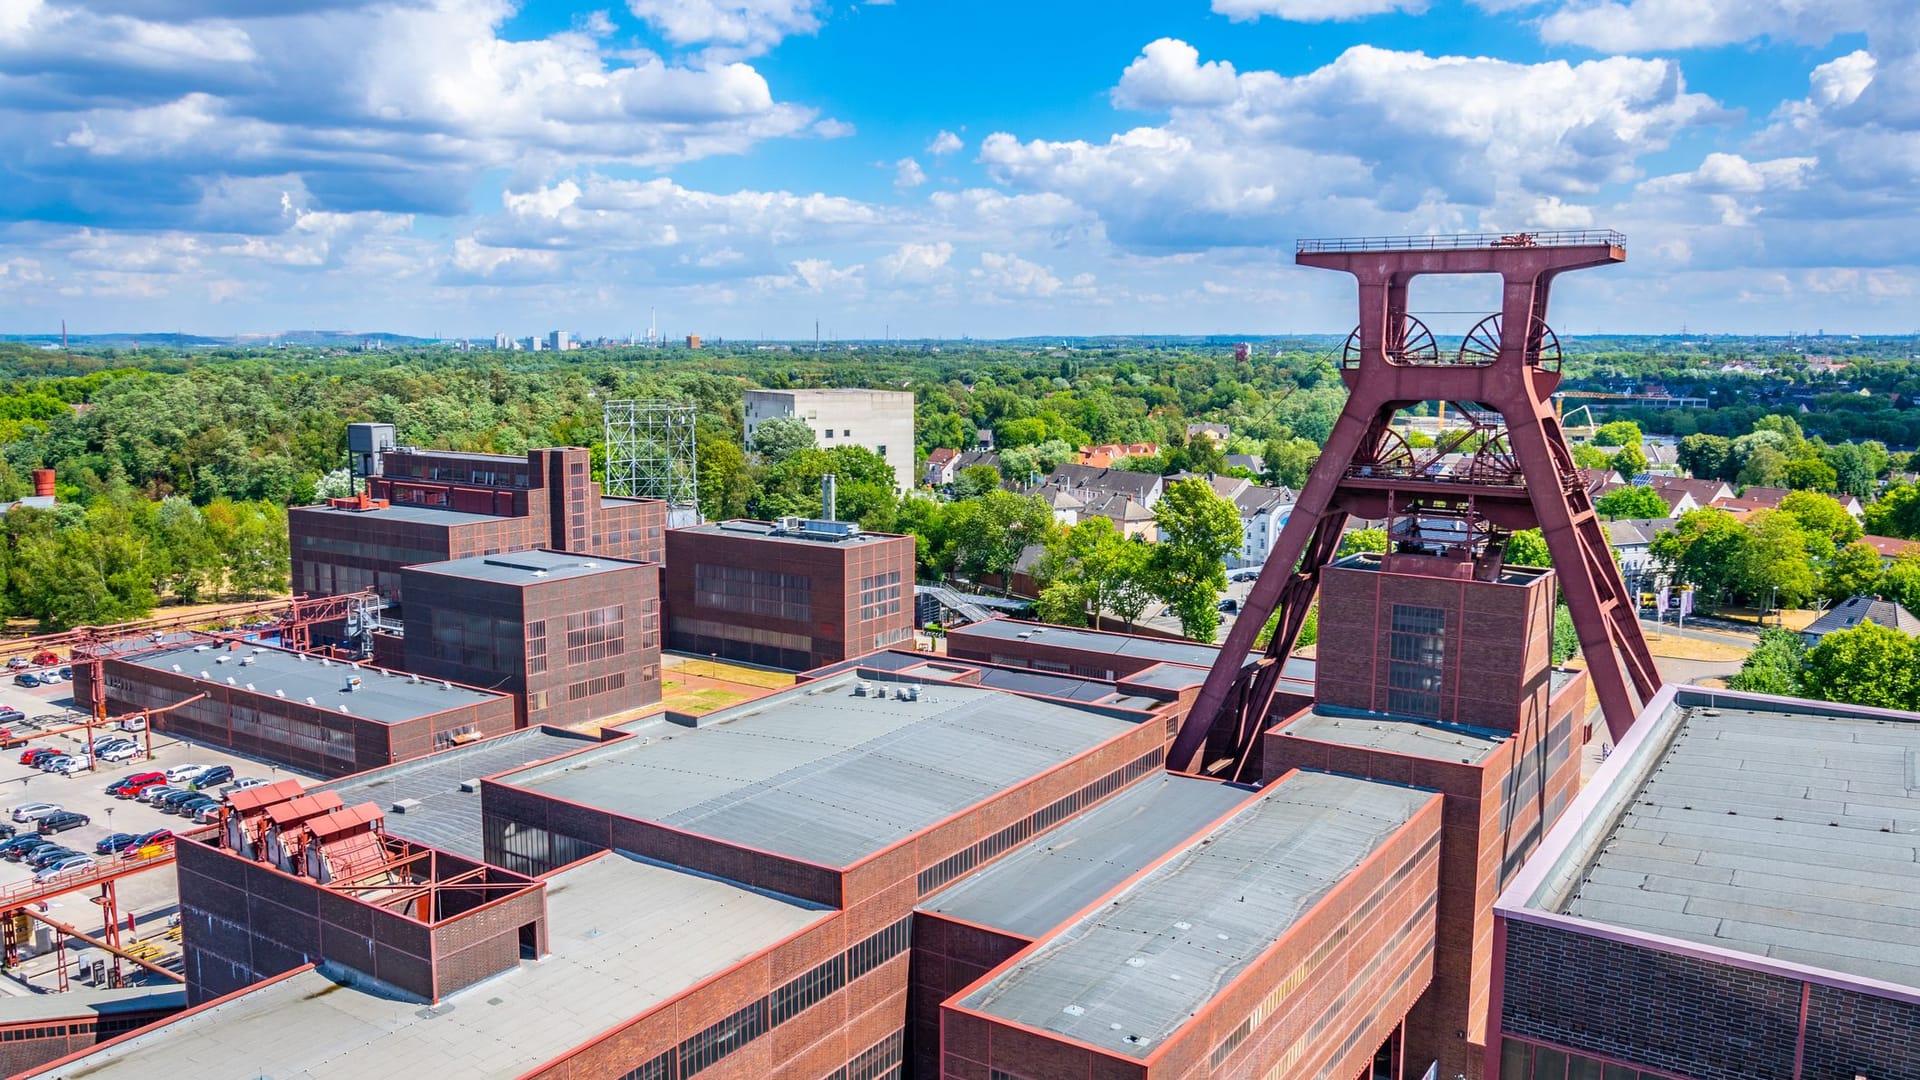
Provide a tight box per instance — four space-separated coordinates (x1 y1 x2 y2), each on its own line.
1387 603 1446 717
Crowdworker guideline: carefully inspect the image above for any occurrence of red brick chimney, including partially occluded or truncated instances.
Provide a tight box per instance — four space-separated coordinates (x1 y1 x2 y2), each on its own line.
31 469 53 498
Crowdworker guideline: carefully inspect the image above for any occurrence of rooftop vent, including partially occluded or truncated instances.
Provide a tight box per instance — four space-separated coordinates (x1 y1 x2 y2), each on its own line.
214 655 228 664
391 798 423 813
170 664 181 673
245 683 255 692
441 681 453 691
458 779 482 793
276 689 286 698
854 681 871 697
339 705 351 715
305 696 317 705
225 677 237 686
344 676 363 693
199 671 210 679
192 645 211 653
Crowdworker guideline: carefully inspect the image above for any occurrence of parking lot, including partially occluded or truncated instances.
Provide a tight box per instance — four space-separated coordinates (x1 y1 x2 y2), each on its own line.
0 677 318 893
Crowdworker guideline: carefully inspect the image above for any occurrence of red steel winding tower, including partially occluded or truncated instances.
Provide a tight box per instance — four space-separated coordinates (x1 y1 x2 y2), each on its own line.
1173 230 1660 775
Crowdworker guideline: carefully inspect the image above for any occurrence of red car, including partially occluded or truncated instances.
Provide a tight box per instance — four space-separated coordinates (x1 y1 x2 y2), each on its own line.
114 773 168 799
20 748 59 767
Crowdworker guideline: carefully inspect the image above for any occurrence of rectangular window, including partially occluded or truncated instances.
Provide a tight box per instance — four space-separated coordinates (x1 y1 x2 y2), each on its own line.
692 563 812 622
769 957 844 1025
526 620 548 675
846 917 911 981
858 570 903 622
679 1001 766 1077
1386 603 1446 717
565 605 625 664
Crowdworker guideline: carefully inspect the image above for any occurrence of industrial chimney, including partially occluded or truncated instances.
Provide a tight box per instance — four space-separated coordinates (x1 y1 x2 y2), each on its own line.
822 473 837 522
31 469 54 499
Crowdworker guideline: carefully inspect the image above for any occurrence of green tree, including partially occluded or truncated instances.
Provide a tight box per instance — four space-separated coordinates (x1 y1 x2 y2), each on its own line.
1778 490 1862 552
1864 483 1920 539
1727 628 1806 696
1033 516 1153 628
755 447 897 530
1594 485 1667 520
1338 528 1388 557
1801 622 1916 710
1736 510 1818 608
1781 454 1838 492
151 495 219 602
696 431 754 522
1736 445 1789 488
946 490 1054 580
1823 540 1884 602
1879 552 1920 612
1591 421 1643 448
1608 443 1649 479
1551 604 1578 665
1506 529 1551 567
1571 443 1614 470
1148 477 1242 642
952 463 1002 500
1677 433 1733 480
895 493 950 577
1261 437 1319 490
749 416 816 462
1821 441 1888 498
1651 508 1747 603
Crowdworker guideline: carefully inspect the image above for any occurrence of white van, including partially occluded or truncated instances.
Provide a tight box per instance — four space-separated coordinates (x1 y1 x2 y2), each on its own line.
117 715 147 733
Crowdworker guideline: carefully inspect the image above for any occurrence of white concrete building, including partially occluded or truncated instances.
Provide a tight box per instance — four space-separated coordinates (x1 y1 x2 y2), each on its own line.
744 388 916 493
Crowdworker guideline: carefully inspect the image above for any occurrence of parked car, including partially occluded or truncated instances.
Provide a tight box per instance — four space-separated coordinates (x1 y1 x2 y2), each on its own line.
1 706 31 726
0 823 13 841
0 727 22 750
0 836 56 861
37 670 62 684
36 810 90 834
57 666 71 680
163 763 207 784
11 802 62 823
99 744 141 764
26 845 78 869
49 757 89 776
132 829 174 850
5 657 29 670
96 833 142 855
179 797 221 820
12 673 41 688
162 789 207 813
190 803 225 825
18 748 55 767
37 755 75 773
192 765 235 789
111 772 166 798
139 785 180 806
36 855 95 882
220 777 268 797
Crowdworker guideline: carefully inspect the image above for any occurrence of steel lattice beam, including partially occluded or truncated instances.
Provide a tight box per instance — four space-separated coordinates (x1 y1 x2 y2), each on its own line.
1172 233 1659 775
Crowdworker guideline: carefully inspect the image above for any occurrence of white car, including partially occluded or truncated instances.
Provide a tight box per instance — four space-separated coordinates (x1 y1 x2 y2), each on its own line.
99 744 141 763
35 854 94 881
163 763 207 784
11 802 62 823
50 757 89 776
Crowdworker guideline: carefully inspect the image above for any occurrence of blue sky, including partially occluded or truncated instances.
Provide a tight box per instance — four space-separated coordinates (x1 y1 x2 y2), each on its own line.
1 0 1915 339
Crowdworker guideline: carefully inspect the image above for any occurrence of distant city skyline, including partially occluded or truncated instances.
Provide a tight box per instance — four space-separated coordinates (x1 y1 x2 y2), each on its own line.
3 1 1917 337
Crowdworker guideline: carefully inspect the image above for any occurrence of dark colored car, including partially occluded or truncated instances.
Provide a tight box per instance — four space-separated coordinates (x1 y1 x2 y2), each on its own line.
177 796 220 819
191 765 235 789
25 846 78 869
58 667 71 680
161 790 205 813
0 835 51 860
96 833 141 855
12 673 40 688
0 823 13 842
36 810 90 834
0 707 25 726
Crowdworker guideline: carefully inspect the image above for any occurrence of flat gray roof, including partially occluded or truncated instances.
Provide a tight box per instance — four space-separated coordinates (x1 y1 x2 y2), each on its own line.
502 672 1140 867
1281 707 1509 764
678 519 909 548
125 644 503 725
319 728 601 859
922 776 1255 938
408 549 649 586
292 502 500 527
36 852 831 1079
0 985 185 1024
959 771 1436 1056
1548 702 1920 989
953 619 1259 670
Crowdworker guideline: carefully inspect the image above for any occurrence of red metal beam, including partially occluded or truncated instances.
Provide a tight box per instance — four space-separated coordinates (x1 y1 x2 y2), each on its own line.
20 907 184 984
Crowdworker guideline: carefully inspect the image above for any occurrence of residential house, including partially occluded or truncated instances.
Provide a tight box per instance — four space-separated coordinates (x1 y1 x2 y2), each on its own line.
1225 453 1265 475
1716 485 1864 518
1800 594 1920 647
1647 475 1734 516
923 448 961 487
1075 442 1158 468
1036 463 1162 540
1186 422 1230 445
1605 517 1675 583
1861 534 1920 566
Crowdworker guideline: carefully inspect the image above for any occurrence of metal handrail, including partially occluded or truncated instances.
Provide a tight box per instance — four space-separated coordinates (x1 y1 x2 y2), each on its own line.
0 844 177 909
1298 229 1626 254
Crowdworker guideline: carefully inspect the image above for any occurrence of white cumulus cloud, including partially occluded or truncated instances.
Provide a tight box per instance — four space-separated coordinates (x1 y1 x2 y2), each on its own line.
1213 0 1426 21
926 130 963 156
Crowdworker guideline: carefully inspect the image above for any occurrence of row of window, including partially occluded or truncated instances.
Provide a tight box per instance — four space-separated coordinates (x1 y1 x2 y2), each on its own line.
1500 1040 1682 1080
917 747 1166 896
527 620 548 674
565 605 626 664
822 1029 904 1080
857 570 904 622
567 673 627 702
693 563 813 622
616 920 913 1080
1386 602 1447 717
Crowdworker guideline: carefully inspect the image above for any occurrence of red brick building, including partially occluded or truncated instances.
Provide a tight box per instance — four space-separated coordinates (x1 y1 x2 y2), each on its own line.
290 446 666 606
664 519 914 670
399 549 663 729
96 638 515 777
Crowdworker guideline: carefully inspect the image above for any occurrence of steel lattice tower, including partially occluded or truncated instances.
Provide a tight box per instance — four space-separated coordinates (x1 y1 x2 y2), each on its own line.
1172 229 1661 775
603 399 699 514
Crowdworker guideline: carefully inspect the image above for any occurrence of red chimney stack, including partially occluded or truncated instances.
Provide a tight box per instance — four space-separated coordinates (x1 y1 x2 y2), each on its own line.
31 469 54 499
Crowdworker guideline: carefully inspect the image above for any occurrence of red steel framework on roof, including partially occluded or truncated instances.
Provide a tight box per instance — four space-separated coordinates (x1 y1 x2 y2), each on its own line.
1173 230 1659 776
